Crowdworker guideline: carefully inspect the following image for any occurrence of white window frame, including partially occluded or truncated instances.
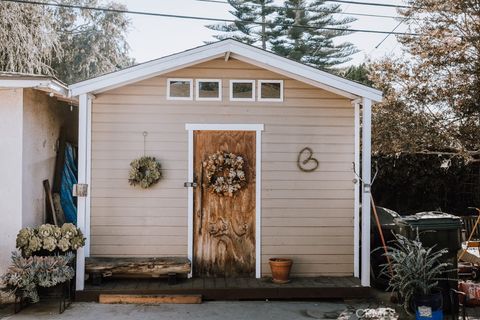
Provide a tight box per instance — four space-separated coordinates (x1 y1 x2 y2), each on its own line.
196 79 222 101
258 80 284 102
167 78 193 100
229 80 256 102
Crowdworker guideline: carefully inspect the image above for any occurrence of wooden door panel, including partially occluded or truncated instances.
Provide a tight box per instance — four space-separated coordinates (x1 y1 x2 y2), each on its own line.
193 130 256 277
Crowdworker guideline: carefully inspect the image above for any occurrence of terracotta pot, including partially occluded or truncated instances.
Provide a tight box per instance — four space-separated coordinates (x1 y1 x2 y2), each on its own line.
269 258 293 284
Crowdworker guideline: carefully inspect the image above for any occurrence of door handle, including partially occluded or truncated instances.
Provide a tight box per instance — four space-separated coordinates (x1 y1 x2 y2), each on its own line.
184 182 198 188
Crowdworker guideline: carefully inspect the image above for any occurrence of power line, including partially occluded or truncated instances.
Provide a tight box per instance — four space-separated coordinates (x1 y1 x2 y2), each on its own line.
324 0 409 9
197 0 410 9
374 19 406 49
195 0 405 20
1 0 417 36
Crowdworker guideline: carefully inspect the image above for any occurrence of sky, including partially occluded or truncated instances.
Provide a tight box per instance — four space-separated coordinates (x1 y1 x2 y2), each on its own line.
115 0 408 67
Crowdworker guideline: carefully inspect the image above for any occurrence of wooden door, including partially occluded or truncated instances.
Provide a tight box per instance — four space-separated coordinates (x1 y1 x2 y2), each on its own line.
193 130 256 277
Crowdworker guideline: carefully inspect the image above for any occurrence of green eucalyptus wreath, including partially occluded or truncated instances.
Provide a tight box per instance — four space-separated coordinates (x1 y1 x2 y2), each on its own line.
128 156 162 188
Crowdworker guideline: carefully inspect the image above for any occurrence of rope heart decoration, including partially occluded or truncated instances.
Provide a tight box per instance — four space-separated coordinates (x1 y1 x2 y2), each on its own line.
297 147 319 172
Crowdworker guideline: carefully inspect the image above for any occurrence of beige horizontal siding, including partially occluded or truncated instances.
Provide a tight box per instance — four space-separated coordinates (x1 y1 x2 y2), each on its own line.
90 57 355 276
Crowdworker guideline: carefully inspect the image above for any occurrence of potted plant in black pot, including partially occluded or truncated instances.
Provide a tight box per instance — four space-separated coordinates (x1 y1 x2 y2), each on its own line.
1 223 85 313
1 252 75 311
382 232 451 320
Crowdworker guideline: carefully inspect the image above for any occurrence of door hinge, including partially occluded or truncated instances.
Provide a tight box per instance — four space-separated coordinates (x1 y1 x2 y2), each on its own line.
73 184 88 197
184 182 198 188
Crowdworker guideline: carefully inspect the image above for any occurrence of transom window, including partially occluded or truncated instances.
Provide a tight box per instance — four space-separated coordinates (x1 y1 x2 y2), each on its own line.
230 80 255 101
258 80 284 102
196 79 222 101
166 78 284 102
167 78 193 100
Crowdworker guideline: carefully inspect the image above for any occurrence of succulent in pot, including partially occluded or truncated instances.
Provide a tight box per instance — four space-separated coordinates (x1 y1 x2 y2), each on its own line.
382 232 451 319
1 252 75 303
16 223 85 257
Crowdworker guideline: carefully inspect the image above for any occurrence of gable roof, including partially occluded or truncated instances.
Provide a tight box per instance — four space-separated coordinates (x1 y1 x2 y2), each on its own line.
69 39 382 102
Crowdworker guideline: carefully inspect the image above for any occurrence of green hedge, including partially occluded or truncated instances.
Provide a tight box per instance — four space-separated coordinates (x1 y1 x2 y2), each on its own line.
372 154 480 215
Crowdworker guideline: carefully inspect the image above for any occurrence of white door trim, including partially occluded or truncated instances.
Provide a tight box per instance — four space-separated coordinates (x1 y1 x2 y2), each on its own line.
185 123 264 278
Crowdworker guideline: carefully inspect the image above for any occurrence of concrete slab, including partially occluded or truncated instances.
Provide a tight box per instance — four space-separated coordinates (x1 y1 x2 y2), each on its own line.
1 301 353 320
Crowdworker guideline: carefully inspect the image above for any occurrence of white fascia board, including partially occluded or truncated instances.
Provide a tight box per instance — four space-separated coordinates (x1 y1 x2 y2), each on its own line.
70 42 229 96
0 79 69 97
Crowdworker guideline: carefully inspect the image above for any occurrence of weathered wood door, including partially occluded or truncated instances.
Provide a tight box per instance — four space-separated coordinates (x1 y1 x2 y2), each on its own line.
193 130 256 277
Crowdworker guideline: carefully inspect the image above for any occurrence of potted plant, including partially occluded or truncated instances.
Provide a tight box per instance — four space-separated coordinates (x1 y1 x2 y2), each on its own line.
1 223 85 312
269 258 293 284
382 232 451 319
16 223 85 257
1 252 75 304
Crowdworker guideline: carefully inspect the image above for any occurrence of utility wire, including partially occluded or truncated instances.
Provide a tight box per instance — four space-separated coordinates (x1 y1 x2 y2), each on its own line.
1 0 418 36
374 19 406 49
196 0 404 20
197 0 410 9
325 0 409 8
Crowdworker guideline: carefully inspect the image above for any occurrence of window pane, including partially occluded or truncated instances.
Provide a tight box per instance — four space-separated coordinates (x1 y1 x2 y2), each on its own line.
199 81 220 98
169 81 191 97
232 82 253 99
261 82 281 99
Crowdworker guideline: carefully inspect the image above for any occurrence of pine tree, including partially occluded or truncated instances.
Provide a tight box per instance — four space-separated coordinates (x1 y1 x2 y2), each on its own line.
270 0 357 69
206 0 275 49
342 63 373 86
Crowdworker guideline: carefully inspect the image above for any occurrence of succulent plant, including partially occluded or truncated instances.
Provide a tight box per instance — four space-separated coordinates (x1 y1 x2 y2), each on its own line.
16 223 85 256
61 223 78 240
42 236 57 251
38 224 55 238
57 238 70 252
1 252 74 303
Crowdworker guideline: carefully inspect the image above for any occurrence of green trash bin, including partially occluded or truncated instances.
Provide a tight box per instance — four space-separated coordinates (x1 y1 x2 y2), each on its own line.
395 212 462 254
395 211 462 314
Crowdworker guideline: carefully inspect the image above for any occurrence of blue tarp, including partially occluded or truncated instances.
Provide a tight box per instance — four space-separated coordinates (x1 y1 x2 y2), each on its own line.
60 143 78 224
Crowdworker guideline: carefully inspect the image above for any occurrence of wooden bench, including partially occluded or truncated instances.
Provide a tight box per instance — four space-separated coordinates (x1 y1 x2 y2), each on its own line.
85 257 191 286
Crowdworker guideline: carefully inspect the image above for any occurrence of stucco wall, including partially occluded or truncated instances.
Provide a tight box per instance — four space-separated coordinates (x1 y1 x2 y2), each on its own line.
0 89 23 278
0 88 77 280
22 89 77 227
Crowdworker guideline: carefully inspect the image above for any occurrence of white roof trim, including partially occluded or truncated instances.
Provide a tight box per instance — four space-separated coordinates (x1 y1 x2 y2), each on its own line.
0 77 70 99
70 39 382 102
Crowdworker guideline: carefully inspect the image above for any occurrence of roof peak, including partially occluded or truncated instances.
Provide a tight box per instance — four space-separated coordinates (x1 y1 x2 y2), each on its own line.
70 39 382 102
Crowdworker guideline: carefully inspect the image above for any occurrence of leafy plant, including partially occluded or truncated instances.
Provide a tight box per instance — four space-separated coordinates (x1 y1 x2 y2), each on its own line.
16 223 85 257
382 232 451 313
1 252 75 303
